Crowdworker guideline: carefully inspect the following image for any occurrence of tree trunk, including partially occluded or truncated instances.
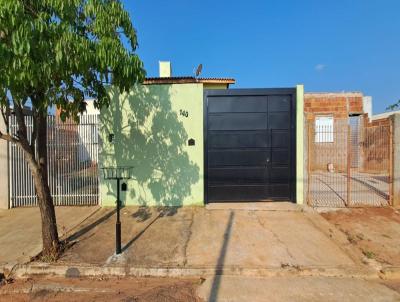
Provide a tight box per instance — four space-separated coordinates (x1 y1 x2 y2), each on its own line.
34 113 60 257
2 102 60 258
13 107 60 257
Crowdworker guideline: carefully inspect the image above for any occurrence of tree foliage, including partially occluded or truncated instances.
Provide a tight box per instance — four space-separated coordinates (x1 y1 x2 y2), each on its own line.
387 100 400 112
0 0 145 257
0 0 145 120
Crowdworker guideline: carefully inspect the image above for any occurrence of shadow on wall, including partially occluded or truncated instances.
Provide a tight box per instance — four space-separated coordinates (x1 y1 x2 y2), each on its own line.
100 85 200 208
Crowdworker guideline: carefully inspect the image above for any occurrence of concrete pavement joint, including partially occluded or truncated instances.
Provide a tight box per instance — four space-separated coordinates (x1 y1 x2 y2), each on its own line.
182 210 195 267
255 213 296 263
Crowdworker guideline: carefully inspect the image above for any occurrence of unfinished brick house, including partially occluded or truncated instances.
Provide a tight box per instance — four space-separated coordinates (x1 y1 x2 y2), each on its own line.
305 92 393 207
305 92 367 172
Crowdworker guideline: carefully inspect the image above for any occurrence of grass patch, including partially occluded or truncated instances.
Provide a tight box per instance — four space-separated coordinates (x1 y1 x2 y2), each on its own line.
362 249 376 259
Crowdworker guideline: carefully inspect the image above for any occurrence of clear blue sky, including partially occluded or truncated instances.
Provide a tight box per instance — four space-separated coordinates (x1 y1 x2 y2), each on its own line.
123 0 399 114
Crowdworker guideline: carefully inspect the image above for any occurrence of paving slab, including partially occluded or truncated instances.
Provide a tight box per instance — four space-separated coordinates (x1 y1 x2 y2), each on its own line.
197 275 400 302
124 207 194 267
0 206 99 268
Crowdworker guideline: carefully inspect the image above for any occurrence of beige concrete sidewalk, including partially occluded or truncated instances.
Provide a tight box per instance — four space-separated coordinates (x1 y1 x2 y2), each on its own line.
197 275 400 302
0 206 99 268
59 203 364 271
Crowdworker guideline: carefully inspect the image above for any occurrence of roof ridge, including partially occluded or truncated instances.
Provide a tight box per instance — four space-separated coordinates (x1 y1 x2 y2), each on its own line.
143 76 235 85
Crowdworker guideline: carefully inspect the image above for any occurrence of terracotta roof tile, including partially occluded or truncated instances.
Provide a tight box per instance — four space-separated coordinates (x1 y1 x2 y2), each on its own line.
143 76 235 85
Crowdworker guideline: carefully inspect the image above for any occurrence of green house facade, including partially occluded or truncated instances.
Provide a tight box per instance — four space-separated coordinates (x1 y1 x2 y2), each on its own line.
100 63 304 207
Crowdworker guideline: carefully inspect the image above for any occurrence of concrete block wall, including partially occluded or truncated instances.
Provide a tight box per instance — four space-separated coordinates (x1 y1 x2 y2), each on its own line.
391 113 400 206
296 85 305 205
360 115 391 174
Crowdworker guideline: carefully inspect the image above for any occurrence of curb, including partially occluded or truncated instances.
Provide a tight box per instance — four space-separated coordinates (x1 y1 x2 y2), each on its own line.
11 262 380 280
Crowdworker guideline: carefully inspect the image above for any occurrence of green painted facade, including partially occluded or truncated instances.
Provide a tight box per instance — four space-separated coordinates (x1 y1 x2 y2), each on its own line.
99 83 305 206
296 84 305 204
100 84 204 206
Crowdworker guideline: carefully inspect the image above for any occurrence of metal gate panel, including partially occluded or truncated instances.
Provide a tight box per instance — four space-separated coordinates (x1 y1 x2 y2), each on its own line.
204 88 296 203
9 114 99 207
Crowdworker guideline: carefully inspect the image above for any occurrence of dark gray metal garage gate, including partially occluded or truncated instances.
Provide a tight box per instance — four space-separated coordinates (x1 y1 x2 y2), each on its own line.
204 88 296 203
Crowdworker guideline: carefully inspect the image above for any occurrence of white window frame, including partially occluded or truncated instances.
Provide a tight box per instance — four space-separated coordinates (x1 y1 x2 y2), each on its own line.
315 115 334 143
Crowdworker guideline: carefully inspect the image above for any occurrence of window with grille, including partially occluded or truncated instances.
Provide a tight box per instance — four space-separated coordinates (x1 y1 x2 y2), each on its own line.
315 116 334 143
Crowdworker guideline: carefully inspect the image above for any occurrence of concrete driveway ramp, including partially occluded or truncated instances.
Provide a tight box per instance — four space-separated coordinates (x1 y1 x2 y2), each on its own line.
187 209 355 269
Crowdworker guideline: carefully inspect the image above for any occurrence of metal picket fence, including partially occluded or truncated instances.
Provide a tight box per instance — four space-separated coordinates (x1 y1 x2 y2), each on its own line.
307 118 393 207
9 114 100 207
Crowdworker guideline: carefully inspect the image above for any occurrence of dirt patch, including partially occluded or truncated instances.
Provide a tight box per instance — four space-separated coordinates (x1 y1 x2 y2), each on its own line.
0 276 203 302
381 280 400 295
321 207 400 265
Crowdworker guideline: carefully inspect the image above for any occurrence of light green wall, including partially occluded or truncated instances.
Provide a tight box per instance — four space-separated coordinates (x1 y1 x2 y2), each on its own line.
296 84 305 204
100 83 204 207
99 83 304 206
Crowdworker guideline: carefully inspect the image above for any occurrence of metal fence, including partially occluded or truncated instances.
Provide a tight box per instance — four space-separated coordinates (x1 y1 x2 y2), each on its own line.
307 118 393 207
9 114 100 207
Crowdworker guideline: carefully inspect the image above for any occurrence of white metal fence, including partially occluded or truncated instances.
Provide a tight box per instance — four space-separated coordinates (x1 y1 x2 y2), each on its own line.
9 114 100 207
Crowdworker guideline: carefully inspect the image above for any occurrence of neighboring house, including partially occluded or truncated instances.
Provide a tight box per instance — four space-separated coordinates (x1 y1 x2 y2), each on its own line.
304 91 367 121
371 109 400 121
82 98 100 115
304 92 392 173
304 92 368 171
54 100 99 166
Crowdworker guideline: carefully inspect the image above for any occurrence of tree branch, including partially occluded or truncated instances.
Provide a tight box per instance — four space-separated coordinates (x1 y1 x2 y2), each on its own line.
0 131 20 144
0 98 10 132
13 101 33 154
30 110 38 153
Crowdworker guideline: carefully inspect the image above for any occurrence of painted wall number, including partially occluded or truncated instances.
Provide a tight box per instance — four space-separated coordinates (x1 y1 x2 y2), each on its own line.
179 109 189 117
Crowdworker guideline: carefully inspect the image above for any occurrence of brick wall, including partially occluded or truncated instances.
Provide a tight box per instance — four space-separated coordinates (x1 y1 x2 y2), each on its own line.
308 119 349 172
361 114 391 173
304 92 364 121
305 92 365 172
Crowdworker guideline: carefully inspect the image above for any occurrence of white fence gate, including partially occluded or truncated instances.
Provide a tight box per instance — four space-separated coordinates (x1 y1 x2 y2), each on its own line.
9 114 100 207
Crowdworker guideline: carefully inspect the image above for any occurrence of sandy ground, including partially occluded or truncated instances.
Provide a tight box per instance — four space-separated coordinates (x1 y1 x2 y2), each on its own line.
0 276 203 302
321 207 400 266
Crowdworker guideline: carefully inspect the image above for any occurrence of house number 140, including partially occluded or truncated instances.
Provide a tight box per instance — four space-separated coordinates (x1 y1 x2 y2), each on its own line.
180 109 189 117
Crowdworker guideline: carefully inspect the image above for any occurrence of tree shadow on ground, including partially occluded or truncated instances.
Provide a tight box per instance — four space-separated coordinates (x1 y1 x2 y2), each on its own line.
209 211 235 302
64 209 117 243
100 85 200 216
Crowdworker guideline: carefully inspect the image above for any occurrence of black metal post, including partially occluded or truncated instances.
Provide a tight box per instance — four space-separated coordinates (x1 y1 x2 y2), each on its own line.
116 178 122 254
